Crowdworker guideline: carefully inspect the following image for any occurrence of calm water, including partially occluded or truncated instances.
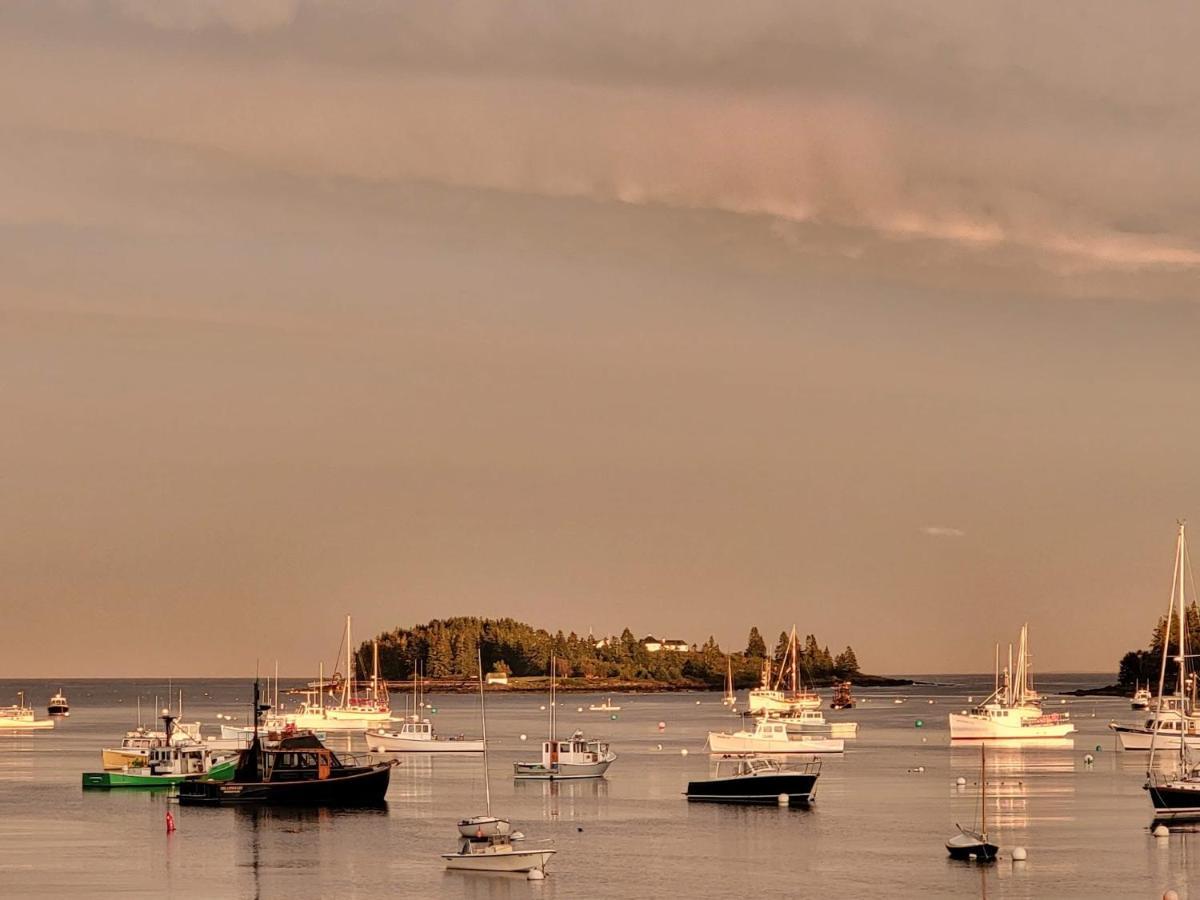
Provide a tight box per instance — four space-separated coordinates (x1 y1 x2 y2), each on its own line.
0 675 1191 898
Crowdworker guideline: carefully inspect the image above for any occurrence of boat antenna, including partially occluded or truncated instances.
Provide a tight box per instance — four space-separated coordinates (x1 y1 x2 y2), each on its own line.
477 648 491 816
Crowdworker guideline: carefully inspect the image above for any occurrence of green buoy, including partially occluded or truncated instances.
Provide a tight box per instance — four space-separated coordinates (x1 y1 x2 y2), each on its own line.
914 719 924 728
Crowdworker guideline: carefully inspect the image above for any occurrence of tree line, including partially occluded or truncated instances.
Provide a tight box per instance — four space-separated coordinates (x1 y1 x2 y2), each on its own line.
1116 603 1200 691
361 617 861 689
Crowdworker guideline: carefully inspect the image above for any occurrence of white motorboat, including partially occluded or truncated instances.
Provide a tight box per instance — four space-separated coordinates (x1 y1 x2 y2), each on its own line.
772 709 858 738
514 656 616 779
707 719 844 754
0 692 54 730
444 651 556 874
588 698 622 712
367 720 484 752
1110 696 1200 750
47 691 70 716
1132 684 1153 711
748 627 821 714
948 624 1075 740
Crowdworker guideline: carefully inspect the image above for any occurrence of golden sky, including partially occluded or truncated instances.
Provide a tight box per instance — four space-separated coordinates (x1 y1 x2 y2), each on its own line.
3 1 1199 675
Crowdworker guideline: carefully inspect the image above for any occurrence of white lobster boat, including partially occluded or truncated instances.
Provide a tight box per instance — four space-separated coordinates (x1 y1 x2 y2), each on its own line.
367 720 484 753
513 656 616 780
707 719 844 754
1110 696 1200 750
0 693 54 730
948 623 1075 740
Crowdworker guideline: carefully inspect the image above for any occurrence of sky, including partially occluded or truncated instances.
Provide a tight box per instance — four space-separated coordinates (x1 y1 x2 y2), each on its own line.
3 1 1200 676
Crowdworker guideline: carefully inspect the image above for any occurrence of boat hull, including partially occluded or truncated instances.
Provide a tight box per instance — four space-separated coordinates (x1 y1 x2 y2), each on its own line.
1110 723 1200 751
948 713 1075 740
365 732 484 753
685 772 818 805
177 763 392 806
82 759 237 789
0 718 54 730
1147 782 1200 820
946 838 998 861
779 720 858 739
512 759 613 780
442 848 555 872
707 733 844 754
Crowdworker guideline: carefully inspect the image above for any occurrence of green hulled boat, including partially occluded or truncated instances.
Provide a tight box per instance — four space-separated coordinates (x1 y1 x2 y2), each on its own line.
83 712 238 789
82 757 237 789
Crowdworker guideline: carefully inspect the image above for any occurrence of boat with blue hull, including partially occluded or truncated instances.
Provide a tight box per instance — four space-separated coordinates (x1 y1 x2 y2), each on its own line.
685 756 820 805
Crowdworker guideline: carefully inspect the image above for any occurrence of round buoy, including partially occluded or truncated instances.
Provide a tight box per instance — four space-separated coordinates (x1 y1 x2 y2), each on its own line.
577 707 583 713
967 696 973 703
1011 847 1027 861
928 699 935 704
161 708 170 717
1084 754 1094 765
1094 745 1102 753
915 719 924 728
576 826 583 832
520 733 527 742
917 766 925 773
680 748 689 756
431 707 438 714
527 869 546 881
610 714 617 720
956 776 966 786
921 737 927 743
1154 824 1170 837
656 744 663 751
658 721 666 731
1061 699 1067 705
777 793 789 806
1164 890 1180 900
540 705 546 711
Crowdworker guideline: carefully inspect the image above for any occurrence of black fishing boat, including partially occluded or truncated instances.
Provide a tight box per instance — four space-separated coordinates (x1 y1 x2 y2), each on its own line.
177 682 393 807
684 756 820 805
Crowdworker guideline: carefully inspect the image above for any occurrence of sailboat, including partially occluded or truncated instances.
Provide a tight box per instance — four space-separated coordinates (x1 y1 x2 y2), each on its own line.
747 627 821 715
1145 522 1200 821
514 655 616 780
722 657 737 708
286 618 392 731
948 624 1075 740
946 743 999 861
443 650 556 873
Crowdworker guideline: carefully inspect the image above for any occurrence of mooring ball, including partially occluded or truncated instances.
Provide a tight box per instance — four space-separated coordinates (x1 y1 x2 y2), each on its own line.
1011 847 1027 861
956 776 966 786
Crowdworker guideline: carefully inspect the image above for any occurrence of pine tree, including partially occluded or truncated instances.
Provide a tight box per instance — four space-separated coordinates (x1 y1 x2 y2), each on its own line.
834 646 860 676
746 627 766 658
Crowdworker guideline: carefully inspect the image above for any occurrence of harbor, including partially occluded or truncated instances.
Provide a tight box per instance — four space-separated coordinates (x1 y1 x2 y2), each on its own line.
0 674 1192 898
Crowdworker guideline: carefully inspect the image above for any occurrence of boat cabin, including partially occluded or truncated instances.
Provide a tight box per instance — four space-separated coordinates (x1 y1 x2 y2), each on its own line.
235 733 357 783
542 731 609 765
147 744 211 775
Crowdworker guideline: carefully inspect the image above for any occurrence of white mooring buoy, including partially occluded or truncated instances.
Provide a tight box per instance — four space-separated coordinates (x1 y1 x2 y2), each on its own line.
956 776 966 786
1154 824 1170 838
1164 890 1180 900
680 748 689 756
1011 847 1027 861
777 793 789 807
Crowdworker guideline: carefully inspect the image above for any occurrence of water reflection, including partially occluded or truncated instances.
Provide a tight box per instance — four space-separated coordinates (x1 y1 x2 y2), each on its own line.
513 777 608 820
443 869 560 900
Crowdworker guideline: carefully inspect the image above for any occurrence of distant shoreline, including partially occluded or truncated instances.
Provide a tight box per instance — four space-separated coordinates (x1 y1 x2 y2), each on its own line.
367 673 915 694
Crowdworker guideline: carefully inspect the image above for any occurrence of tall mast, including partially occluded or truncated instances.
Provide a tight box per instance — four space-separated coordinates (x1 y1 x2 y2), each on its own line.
319 661 324 712
1007 644 1013 706
1178 523 1189 767
274 659 279 714
344 614 353 708
372 640 380 701
790 626 799 695
993 643 999 696
477 648 491 816
549 653 557 742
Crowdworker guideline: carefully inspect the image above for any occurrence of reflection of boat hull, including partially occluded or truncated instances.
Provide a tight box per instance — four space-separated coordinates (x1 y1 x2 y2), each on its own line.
177 763 392 806
1147 782 1200 820
513 758 613 780
686 771 818 804
83 759 237 789
948 713 1075 740
1110 723 1200 751
707 733 843 754
366 731 484 753
0 717 54 730
951 738 1074 751
442 847 556 872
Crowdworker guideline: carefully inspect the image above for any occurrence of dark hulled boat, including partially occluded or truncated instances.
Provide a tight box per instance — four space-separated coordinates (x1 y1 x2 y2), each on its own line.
178 681 393 807
1146 777 1200 821
684 756 820 805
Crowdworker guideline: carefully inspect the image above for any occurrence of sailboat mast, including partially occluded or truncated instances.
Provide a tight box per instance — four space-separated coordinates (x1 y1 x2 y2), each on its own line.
981 743 987 837
550 654 557 742
319 661 324 712
994 644 999 696
1177 523 1189 767
344 614 353 707
477 649 491 816
790 626 799 695
372 640 380 701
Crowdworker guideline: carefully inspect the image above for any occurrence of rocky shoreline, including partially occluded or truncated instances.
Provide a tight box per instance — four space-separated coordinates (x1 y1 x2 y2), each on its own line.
379 673 915 694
